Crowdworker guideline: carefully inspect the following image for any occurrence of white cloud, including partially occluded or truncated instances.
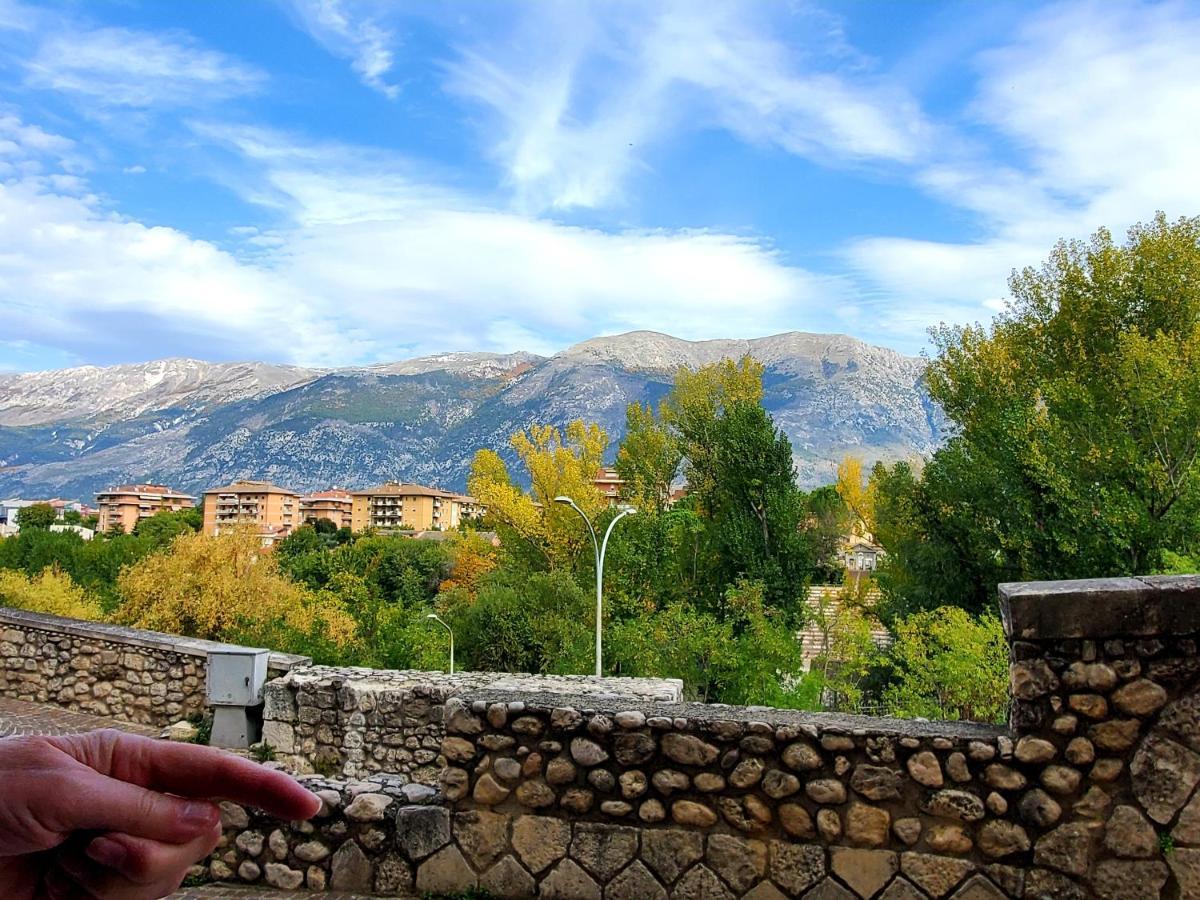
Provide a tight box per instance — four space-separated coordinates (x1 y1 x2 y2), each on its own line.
846 0 1200 333
0 117 334 366
0 113 847 368
281 0 400 98
25 26 265 107
444 0 929 211
203 123 847 357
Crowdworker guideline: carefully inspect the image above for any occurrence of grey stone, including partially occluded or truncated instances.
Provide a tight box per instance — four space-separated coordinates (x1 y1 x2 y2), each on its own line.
416 845 476 895
1104 805 1158 858
263 863 304 890
395 805 450 861
922 789 986 822
806 778 848 805
947 874 1007 899
570 736 609 766
768 840 825 896
1034 823 1095 877
606 860 667 900
879 879 927 900
330 840 373 890
642 828 703 884
901 853 974 897
343 792 391 822
803 878 856 900
977 821 1030 859
1089 860 1169 900
1017 788 1062 827
850 764 902 800
511 815 570 874
705 834 766 894
1131 733 1200 823
571 822 638 882
672 864 735 900
479 855 536 900
830 848 898 899
454 809 509 871
540 858 601 900
662 733 720 766
762 768 800 798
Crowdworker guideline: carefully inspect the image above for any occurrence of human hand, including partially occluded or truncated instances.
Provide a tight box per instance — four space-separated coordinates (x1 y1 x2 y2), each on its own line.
0 729 321 899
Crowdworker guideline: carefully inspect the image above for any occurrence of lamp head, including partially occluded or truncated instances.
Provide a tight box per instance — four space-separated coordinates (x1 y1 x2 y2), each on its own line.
553 496 572 505
426 613 438 620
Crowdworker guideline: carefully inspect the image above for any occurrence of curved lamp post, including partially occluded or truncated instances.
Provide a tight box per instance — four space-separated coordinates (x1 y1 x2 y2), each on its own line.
554 496 636 677
426 613 454 674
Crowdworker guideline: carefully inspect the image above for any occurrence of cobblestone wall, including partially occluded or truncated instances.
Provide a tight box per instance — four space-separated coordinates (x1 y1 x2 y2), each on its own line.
0 607 309 727
204 575 1200 898
261 666 684 781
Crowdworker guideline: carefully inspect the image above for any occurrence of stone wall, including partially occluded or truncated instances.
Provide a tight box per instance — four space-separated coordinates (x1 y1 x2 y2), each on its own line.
0 607 309 727
261 665 684 781
203 575 1200 898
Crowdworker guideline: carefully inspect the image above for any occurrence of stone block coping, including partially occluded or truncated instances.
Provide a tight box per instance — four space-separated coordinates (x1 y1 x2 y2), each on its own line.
999 574 1200 640
454 688 1006 740
276 664 684 702
0 606 311 671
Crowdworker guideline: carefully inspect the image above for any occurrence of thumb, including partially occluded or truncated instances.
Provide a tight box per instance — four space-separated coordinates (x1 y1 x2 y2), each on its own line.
58 768 221 845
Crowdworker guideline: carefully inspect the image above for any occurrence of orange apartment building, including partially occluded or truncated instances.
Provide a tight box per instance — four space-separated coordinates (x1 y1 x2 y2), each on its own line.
299 489 354 529
349 482 481 532
593 467 626 507
202 480 300 544
95 484 196 534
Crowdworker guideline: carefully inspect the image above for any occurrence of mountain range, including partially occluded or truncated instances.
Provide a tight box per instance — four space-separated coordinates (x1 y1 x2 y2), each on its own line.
0 331 944 502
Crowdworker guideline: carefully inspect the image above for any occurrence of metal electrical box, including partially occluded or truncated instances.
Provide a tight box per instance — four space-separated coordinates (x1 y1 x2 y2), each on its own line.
207 647 270 707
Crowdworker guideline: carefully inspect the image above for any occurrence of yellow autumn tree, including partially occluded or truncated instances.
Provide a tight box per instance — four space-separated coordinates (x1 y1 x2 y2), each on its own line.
438 532 499 596
468 419 608 568
115 528 356 651
836 455 876 536
0 567 104 621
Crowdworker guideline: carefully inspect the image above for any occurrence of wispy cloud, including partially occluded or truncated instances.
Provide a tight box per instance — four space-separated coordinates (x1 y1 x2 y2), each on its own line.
444 0 928 212
281 0 400 98
845 0 1200 333
25 26 265 107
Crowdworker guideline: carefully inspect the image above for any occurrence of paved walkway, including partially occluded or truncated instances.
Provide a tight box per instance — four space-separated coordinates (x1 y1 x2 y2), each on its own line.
0 696 161 738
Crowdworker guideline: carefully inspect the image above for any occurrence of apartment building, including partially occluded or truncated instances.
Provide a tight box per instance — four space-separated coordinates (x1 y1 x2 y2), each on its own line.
95 484 196 534
299 489 353 529
350 482 481 532
202 480 300 540
592 467 626 507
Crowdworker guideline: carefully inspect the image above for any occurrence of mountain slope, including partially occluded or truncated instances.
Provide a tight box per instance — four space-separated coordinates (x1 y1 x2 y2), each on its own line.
0 332 942 500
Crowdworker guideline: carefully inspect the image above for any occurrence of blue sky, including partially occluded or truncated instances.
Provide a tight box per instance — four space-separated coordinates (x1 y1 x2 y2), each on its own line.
1 0 1198 371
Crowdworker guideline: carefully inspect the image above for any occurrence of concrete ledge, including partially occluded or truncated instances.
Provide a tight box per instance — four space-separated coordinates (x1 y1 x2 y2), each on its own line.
998 574 1200 640
0 606 311 672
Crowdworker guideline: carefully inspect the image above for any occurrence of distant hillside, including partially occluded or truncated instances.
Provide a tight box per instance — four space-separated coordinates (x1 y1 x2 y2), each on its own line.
0 331 943 501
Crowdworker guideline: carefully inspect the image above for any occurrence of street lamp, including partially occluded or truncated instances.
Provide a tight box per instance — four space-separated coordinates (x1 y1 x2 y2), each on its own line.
426 613 454 674
554 496 636 677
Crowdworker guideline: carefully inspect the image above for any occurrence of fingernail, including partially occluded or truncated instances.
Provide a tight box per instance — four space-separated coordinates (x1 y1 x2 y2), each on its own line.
181 800 218 829
86 836 127 869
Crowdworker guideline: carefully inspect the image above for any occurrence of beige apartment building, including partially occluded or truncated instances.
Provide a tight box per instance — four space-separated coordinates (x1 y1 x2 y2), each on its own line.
202 480 300 540
95 484 196 534
299 489 353 529
350 482 481 532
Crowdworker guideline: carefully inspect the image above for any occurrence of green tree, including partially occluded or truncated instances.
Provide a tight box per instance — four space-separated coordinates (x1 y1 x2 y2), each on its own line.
876 214 1200 617
882 607 1008 723
18 503 56 531
132 508 201 545
615 401 681 513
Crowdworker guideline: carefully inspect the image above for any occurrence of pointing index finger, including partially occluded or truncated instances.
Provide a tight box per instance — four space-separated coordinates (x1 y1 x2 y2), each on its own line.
55 730 322 821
